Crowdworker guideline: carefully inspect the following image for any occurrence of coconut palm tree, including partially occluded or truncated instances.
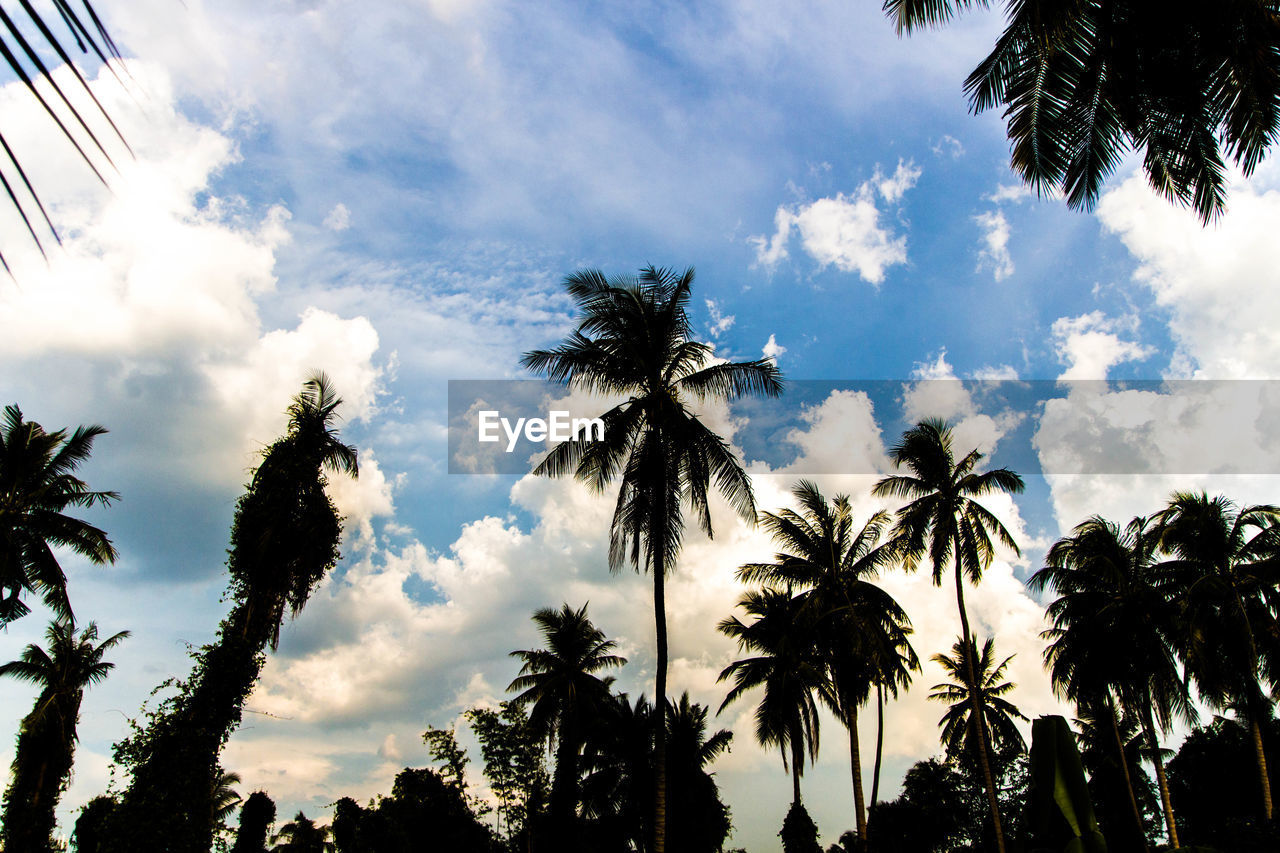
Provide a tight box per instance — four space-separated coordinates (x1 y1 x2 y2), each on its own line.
929 637 1027 764
1030 514 1194 850
0 403 118 625
112 373 358 853
872 418 1024 853
1154 492 1280 824
737 480 918 842
884 0 1280 223
522 265 782 852
271 811 334 853
0 617 129 852
508 602 626 849
718 588 824 809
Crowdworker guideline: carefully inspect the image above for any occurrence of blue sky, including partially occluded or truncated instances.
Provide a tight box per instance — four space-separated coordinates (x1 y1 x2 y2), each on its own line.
2 0 1280 848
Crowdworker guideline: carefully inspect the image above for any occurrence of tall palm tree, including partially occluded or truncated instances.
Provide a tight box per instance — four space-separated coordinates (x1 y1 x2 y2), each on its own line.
1031 515 1194 850
0 403 118 625
271 811 334 853
929 636 1027 764
509 602 626 849
737 480 918 843
112 373 358 853
0 617 129 853
718 588 824 808
1154 492 1280 823
884 0 1280 223
522 265 782 852
872 418 1024 853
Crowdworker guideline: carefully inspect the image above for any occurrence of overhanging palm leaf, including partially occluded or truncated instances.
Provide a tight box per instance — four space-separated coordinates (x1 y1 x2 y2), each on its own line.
886 0 1280 223
0 0 133 270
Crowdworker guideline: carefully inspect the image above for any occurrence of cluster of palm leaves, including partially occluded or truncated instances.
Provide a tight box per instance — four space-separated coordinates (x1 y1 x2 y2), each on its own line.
507 602 735 853
718 416 1026 852
1032 494 1280 850
885 0 1280 223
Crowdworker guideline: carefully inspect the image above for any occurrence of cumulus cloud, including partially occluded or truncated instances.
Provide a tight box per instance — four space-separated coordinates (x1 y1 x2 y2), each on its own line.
1097 164 1280 379
749 161 919 284
762 333 787 360
1051 311 1152 379
241 383 1059 841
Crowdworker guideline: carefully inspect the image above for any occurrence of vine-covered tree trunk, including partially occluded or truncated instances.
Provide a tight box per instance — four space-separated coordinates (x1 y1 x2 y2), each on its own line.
106 376 354 853
2 693 79 853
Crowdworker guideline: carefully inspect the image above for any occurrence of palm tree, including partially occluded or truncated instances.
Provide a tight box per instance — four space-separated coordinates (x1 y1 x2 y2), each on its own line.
112 373 358 853
0 403 118 625
213 769 244 835
509 602 626 849
1154 492 1280 824
0 617 129 852
718 588 825 808
738 480 918 843
929 637 1027 764
884 0 1280 223
271 811 334 853
522 265 783 852
1030 515 1193 850
872 418 1024 853
0 1 132 269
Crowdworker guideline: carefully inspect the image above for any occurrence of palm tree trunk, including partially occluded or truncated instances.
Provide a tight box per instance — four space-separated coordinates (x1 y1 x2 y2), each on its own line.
848 704 867 841
954 560 1007 853
1107 694 1148 852
870 682 885 836
652 544 668 853
1139 701 1178 849
1251 717 1274 822
792 733 804 805
550 724 578 851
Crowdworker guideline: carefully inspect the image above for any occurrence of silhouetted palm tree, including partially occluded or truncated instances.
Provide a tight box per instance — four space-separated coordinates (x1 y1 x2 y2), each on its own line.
1031 514 1191 850
0 403 118 625
0 617 128 852
271 811 334 853
884 0 1280 223
1155 492 1280 824
522 265 782 852
738 480 918 842
509 602 625 849
719 588 824 808
929 636 1027 763
873 418 1024 853
114 373 358 852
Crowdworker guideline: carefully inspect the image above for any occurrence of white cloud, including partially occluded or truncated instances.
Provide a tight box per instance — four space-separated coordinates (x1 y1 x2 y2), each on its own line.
974 209 1014 281
903 352 1023 456
931 135 964 159
1051 311 1152 379
749 162 918 284
323 203 352 231
986 183 1035 204
762 333 787 360
705 298 736 336
1097 165 1280 379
